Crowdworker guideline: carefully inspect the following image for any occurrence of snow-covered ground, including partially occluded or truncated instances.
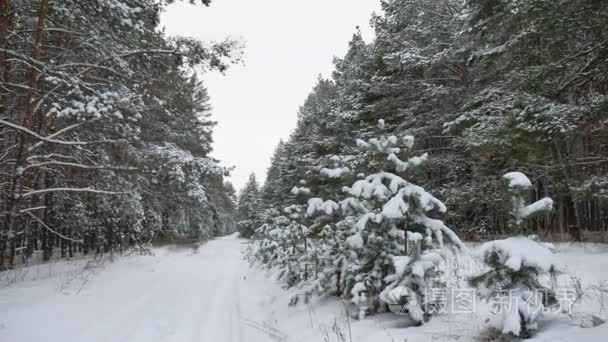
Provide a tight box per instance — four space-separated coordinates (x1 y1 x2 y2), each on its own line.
1 238 607 342
0 239 258 342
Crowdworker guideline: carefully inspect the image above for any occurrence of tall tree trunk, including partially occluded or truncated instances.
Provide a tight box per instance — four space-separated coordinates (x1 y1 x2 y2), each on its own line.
552 139 584 241
0 0 13 113
23 0 49 129
3 0 51 269
0 0 13 270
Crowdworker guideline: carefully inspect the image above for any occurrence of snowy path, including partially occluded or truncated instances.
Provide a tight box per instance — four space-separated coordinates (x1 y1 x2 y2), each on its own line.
0 238 273 342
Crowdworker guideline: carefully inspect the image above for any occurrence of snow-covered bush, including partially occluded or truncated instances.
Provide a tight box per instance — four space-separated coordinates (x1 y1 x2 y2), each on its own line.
469 236 560 338
469 172 557 338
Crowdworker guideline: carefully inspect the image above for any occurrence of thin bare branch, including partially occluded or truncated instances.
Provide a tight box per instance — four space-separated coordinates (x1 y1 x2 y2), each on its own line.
18 187 126 199
21 161 138 173
19 206 46 213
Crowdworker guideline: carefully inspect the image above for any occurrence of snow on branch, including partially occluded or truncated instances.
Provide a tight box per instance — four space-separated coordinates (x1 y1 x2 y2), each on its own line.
291 186 311 195
520 198 554 219
350 172 408 199
339 197 369 215
0 119 124 148
356 137 401 154
382 195 409 219
19 206 46 213
387 152 429 172
56 63 125 77
320 167 350 178
28 118 99 151
402 184 447 213
117 49 182 60
18 187 126 199
0 48 46 69
25 211 83 244
503 171 532 189
306 198 339 216
27 153 80 162
20 161 137 174
503 171 553 225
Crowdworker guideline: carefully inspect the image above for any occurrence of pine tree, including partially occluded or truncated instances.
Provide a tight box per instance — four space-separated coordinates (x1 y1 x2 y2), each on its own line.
255 120 465 324
237 173 263 238
261 140 286 208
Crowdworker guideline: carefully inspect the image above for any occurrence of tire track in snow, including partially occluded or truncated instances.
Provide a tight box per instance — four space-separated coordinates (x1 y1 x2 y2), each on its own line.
195 244 242 342
231 269 244 342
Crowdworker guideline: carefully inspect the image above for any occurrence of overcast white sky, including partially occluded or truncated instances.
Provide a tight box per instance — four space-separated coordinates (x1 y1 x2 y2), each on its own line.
162 0 380 190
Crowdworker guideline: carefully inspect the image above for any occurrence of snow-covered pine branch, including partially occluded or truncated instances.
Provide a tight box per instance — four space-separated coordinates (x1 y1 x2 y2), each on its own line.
320 167 350 178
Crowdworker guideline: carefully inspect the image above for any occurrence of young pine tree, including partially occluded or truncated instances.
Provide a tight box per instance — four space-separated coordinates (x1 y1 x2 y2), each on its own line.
303 120 465 323
469 172 557 338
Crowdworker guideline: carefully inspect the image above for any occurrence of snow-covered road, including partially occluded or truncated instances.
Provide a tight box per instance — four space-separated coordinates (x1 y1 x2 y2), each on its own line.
0 238 274 342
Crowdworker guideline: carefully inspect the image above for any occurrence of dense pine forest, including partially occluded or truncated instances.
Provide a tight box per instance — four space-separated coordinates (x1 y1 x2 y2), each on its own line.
0 0 240 269
238 0 608 243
